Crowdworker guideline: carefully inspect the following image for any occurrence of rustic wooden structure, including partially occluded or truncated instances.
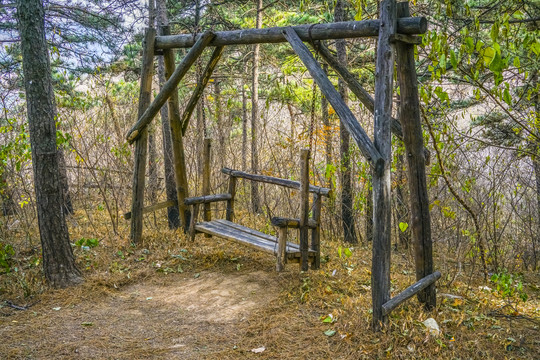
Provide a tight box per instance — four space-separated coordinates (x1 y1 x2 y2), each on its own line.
127 0 438 331
191 148 327 271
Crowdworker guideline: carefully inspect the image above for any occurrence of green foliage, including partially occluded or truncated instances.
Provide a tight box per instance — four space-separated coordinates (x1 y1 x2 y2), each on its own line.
74 237 100 250
490 270 528 303
0 242 15 273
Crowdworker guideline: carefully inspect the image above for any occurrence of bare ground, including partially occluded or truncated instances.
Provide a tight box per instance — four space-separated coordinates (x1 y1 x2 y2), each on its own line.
0 270 277 359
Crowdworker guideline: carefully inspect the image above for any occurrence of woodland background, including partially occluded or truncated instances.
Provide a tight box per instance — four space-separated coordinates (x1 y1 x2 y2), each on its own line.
0 0 539 358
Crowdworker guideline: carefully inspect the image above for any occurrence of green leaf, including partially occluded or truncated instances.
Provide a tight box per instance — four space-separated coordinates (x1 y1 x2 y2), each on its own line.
81 322 93 326
323 329 336 337
354 0 362 21
503 88 512 106
399 222 409 233
489 51 504 73
513 56 520 69
450 49 458 69
490 22 499 42
344 248 352 257
483 47 495 66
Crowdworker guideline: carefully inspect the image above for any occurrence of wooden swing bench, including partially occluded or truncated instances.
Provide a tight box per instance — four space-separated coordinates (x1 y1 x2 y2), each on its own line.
187 160 331 271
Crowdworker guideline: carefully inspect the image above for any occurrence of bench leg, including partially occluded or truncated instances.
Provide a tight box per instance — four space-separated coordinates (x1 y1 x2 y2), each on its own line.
189 204 199 241
276 227 287 272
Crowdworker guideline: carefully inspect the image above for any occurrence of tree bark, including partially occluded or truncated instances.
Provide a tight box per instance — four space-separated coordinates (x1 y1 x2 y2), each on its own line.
335 0 358 244
16 0 81 287
242 61 248 171
250 0 262 213
56 149 73 215
215 80 226 169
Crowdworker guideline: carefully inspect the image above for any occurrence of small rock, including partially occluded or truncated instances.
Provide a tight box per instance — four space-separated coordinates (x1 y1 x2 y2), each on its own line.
422 317 441 336
251 346 265 353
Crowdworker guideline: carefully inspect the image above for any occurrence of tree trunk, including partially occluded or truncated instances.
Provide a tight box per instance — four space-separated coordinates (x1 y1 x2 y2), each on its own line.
0 171 16 216
533 72 540 270
16 0 81 287
215 81 226 169
533 157 540 270
156 0 180 229
250 0 262 213
242 64 248 171
322 65 332 190
57 149 73 215
335 0 358 244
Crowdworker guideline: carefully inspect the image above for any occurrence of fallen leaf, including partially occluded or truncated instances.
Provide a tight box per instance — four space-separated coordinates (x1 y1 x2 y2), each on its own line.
81 322 93 326
52 307 61 311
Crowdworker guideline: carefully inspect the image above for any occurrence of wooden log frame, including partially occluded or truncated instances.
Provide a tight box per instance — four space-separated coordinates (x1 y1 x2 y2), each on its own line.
162 25 190 230
221 168 331 196
395 2 436 310
299 149 310 271
130 27 155 244
311 193 322 270
270 217 317 229
382 271 441 316
312 41 430 163
226 176 236 221
181 46 225 135
154 18 427 49
124 194 232 220
126 31 215 144
371 0 396 331
125 4 437 329
202 138 212 223
282 27 383 171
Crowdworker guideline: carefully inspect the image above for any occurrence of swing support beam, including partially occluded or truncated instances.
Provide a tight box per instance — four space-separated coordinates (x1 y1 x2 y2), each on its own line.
154 17 426 49
128 0 438 332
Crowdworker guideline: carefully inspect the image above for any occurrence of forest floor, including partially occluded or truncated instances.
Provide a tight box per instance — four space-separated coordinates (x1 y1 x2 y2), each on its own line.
0 212 539 359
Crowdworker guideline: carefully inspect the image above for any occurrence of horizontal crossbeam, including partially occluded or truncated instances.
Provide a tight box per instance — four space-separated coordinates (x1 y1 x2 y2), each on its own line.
155 17 427 49
221 168 331 196
123 193 231 219
381 271 441 316
126 31 215 144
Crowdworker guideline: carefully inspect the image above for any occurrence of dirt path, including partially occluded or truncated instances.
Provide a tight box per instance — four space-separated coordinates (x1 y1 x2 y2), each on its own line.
0 271 277 359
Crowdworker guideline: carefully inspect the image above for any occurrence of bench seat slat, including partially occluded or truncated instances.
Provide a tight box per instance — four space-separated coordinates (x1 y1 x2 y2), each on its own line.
195 220 310 255
213 219 279 244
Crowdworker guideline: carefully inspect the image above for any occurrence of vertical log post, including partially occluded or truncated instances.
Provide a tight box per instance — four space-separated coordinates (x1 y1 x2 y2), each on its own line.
162 25 190 231
130 27 155 244
299 149 310 271
311 193 321 270
189 203 199 241
276 226 287 272
202 138 212 234
371 0 396 331
226 176 237 221
396 2 435 309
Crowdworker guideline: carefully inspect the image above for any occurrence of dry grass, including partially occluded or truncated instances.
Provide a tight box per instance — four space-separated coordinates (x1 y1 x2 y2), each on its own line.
0 207 539 359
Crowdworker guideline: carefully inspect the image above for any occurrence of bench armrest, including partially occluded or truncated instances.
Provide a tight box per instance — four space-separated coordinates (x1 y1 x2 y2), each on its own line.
184 193 231 205
271 217 317 229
